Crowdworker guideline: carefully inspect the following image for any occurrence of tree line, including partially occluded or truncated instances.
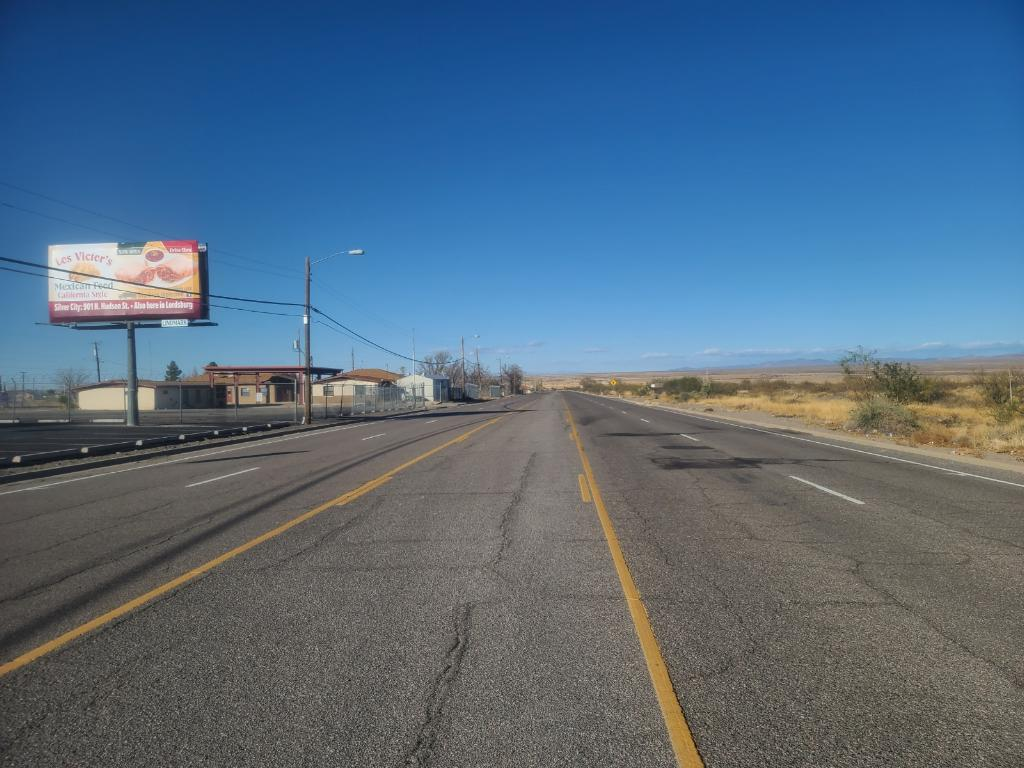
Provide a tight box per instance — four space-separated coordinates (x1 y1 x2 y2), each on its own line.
416 350 525 394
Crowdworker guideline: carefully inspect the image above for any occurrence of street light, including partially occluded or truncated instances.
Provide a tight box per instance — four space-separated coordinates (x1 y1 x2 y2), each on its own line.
473 334 481 398
304 248 365 424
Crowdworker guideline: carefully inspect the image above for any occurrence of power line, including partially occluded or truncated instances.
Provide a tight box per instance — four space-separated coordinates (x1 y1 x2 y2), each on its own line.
0 192 298 279
312 307 424 363
312 307 463 366
0 265 302 318
2 201 124 239
7 258 453 371
0 256 304 307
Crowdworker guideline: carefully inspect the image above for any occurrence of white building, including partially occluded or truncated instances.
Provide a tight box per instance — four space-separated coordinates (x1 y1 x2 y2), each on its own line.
397 374 450 403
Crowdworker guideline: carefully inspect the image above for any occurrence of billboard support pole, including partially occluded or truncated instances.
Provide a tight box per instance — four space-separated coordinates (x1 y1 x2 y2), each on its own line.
125 321 140 426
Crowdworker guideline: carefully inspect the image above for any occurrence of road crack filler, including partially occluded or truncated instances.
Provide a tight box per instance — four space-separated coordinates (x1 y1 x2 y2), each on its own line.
402 602 473 767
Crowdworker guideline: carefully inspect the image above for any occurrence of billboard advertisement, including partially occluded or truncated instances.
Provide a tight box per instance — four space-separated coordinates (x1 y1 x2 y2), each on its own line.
48 241 208 322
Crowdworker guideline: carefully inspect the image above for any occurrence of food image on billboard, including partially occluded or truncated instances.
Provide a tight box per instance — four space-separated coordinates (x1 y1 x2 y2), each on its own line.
48 241 208 322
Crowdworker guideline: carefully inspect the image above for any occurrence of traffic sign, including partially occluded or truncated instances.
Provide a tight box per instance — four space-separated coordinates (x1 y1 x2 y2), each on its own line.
161 319 189 328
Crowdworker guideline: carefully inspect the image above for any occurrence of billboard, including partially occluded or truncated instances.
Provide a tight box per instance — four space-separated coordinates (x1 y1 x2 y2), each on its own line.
48 241 208 322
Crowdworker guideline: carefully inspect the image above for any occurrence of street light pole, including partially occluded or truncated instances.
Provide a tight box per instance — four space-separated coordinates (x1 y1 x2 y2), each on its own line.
304 249 364 424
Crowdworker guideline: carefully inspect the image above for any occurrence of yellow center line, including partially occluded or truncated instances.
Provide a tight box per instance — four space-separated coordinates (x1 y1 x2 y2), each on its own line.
577 473 592 503
565 406 705 768
0 415 504 679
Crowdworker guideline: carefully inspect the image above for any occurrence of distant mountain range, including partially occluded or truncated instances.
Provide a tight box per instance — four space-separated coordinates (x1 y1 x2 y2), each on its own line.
669 353 1024 374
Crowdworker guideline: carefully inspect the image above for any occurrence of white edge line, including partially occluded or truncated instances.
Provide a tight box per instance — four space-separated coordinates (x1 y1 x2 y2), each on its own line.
583 393 1024 491
789 475 865 505
678 433 699 442
185 466 260 488
361 433 386 441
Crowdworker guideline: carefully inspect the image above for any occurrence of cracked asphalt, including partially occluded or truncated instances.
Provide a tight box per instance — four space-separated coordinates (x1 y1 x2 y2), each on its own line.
0 391 1022 766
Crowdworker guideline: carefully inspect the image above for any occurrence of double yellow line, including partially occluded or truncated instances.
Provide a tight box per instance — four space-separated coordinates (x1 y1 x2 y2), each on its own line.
0 416 503 678
566 406 705 768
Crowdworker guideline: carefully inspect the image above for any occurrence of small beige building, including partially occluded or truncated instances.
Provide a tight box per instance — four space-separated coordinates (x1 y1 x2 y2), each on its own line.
76 380 216 411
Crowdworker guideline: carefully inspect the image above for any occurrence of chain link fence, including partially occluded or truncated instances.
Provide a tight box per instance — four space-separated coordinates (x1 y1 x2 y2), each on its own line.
314 383 426 418
1 376 427 426
0 378 75 423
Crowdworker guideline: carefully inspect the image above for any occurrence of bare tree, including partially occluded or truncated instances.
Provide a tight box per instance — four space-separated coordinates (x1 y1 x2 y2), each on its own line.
55 368 91 407
418 350 454 376
503 363 524 395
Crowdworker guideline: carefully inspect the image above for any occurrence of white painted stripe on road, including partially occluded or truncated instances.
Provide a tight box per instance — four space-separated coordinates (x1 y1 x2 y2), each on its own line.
361 433 386 441
185 467 259 488
789 475 865 505
425 419 438 424
640 418 650 423
678 434 699 442
586 394 1024 491
38 419 70 424
90 419 124 423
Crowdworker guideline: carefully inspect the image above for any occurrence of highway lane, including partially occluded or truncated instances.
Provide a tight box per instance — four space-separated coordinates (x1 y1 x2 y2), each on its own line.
0 403 522 662
1 390 1022 766
566 391 1024 766
0 394 678 767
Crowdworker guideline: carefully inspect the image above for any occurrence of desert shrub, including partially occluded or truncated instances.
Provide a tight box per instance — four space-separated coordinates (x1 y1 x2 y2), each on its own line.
579 377 605 394
974 370 1020 405
917 376 957 404
972 371 1023 422
871 362 924 404
849 396 918 435
791 379 846 395
839 346 879 398
661 377 702 397
708 381 740 396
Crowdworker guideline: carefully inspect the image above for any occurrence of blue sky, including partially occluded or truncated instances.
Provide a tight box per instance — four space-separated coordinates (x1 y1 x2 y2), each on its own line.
1 1 1022 381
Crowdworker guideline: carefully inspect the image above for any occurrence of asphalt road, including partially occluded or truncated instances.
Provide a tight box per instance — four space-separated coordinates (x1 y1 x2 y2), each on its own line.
0 392 1021 766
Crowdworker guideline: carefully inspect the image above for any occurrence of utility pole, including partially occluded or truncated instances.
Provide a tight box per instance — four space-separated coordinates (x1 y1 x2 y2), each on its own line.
351 347 355 372
460 336 466 400
475 345 481 395
92 341 101 382
412 328 416 373
304 256 312 424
